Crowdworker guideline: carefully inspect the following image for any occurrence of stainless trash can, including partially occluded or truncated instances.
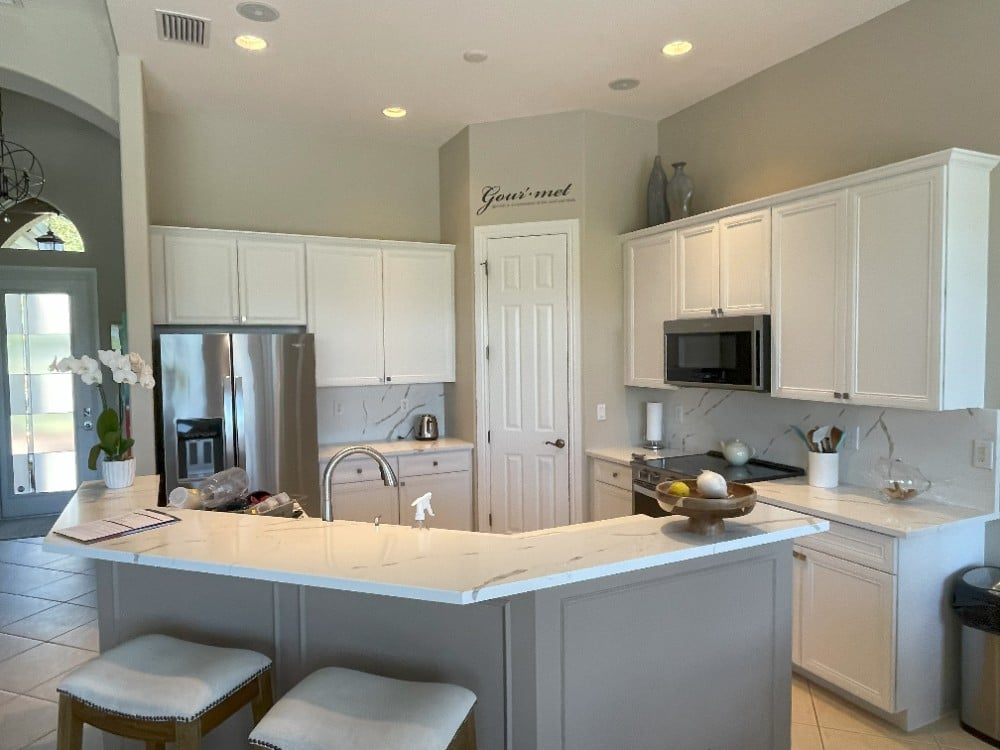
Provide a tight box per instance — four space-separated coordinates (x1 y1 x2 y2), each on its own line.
953 566 1000 745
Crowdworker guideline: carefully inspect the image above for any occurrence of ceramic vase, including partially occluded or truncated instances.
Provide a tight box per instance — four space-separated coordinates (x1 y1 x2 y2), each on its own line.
646 156 668 227
103 457 136 489
666 162 694 219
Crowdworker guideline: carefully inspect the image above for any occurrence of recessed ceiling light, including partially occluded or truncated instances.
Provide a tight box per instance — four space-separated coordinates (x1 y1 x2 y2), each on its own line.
463 50 488 63
236 2 279 22
662 40 693 57
382 107 407 119
609 78 640 91
234 34 267 50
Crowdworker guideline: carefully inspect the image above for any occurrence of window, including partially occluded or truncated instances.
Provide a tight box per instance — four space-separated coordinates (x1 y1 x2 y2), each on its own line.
1 200 84 252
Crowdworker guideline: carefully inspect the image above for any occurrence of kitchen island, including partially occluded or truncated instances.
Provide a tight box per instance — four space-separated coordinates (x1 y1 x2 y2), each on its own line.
45 476 827 750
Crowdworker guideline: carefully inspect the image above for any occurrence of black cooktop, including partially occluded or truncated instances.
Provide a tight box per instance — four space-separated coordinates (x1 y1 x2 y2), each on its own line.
636 451 804 483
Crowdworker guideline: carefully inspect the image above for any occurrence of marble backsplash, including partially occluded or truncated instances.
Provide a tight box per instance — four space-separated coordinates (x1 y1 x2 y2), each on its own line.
316 384 446 444
626 387 1000 514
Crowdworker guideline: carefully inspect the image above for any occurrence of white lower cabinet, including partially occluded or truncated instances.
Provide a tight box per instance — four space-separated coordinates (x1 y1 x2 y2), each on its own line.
325 450 473 530
590 458 632 521
790 517 985 730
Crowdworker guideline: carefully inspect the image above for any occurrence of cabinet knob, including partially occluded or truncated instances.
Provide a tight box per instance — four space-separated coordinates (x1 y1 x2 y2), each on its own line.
843 393 851 400
612 471 619 478
833 392 841 399
433 460 438 466
386 376 392 382
792 550 807 561
356 468 362 474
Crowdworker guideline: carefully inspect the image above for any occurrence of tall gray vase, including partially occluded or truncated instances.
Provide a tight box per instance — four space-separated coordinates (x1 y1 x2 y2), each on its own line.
666 162 694 219
646 156 668 227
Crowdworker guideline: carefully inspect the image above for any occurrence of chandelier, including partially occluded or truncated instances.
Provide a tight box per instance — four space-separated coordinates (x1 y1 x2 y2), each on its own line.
0 90 44 216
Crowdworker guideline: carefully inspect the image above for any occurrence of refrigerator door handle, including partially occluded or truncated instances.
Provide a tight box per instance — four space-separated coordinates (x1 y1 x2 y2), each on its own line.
222 375 236 468
234 375 246 469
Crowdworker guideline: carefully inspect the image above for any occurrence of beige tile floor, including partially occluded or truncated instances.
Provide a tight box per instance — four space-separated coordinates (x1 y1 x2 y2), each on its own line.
0 536 995 750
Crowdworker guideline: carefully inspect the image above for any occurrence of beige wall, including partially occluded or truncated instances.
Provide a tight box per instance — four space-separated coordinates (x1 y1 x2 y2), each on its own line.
146 112 441 242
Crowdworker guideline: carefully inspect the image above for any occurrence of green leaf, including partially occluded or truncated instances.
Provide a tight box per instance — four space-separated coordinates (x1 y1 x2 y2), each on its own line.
118 438 134 457
88 443 103 471
95 408 120 442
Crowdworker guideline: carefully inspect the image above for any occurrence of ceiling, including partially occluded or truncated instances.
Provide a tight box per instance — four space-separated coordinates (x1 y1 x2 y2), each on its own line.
104 0 909 146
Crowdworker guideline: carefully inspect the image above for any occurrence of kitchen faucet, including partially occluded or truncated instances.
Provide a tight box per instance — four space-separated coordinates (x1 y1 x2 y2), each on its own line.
321 445 398 522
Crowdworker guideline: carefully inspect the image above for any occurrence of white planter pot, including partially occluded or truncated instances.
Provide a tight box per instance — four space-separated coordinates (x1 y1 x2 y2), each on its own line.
102 457 136 489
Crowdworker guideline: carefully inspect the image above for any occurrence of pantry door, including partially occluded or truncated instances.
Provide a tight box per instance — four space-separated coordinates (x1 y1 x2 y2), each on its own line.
475 221 581 533
0 268 100 519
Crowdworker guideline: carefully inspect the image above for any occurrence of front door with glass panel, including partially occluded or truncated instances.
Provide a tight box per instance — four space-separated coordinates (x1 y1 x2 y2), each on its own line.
0 268 99 518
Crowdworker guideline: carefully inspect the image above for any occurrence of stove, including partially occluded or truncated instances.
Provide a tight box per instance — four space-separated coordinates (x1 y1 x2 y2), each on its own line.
630 451 804 517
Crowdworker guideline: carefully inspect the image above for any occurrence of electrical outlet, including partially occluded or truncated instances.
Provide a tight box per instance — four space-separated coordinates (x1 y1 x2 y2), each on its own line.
596 403 606 421
334 402 344 416
400 398 409 412
973 440 995 469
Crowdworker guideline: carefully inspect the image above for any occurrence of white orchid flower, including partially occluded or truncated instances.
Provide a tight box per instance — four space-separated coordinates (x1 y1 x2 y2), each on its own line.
78 355 100 376
129 352 146 372
81 369 103 385
98 350 119 368
113 367 138 385
138 373 156 389
50 356 77 373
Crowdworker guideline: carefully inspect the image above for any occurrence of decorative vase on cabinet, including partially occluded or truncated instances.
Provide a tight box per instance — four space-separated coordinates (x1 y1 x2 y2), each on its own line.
646 155 669 226
667 162 694 219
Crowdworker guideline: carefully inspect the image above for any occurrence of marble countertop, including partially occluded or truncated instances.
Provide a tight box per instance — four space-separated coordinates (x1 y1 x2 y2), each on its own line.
585 446 685 466
319 438 473 460
43 476 826 605
754 478 997 538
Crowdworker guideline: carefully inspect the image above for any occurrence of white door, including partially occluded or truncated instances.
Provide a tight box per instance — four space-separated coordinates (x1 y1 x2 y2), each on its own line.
486 232 570 532
0 268 100 519
676 222 719 318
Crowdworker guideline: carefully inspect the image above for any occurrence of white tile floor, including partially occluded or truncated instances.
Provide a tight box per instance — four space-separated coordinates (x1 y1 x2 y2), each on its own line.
0 536 995 750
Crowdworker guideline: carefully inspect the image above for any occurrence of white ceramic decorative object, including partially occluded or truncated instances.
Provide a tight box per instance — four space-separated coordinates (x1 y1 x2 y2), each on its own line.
696 469 729 498
720 439 754 466
103 458 136 489
807 452 838 488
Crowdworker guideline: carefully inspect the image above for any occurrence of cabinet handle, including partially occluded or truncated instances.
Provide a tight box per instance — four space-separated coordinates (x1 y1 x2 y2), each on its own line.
433 460 438 467
792 550 807 561
842 393 850 400
612 471 619 478
833 392 841 399
386 376 392 382
356 468 362 474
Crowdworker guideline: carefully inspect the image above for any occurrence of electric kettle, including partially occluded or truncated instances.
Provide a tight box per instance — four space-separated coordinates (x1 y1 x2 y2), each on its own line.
416 414 439 441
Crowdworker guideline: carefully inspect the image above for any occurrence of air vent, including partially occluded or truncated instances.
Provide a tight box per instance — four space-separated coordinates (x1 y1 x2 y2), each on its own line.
155 9 210 47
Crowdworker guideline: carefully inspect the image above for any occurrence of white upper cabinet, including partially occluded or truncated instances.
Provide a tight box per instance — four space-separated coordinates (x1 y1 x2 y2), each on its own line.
307 240 456 387
772 150 997 410
624 232 676 388
677 209 770 319
381 244 456 383
676 222 719 318
150 227 306 326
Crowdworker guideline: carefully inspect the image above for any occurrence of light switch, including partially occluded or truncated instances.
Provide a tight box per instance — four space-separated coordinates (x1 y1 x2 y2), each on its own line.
596 403 606 421
973 440 994 469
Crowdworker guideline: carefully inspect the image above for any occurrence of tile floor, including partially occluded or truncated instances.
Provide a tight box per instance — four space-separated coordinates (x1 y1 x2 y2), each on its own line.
0 536 995 750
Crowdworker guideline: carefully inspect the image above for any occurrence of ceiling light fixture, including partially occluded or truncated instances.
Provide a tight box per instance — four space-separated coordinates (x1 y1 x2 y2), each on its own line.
661 40 693 57
35 228 64 252
462 50 488 63
234 34 267 50
382 107 407 119
609 78 640 91
236 2 280 22
0 90 44 218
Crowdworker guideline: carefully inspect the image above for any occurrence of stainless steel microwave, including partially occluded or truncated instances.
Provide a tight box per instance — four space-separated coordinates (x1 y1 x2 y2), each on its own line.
663 315 770 391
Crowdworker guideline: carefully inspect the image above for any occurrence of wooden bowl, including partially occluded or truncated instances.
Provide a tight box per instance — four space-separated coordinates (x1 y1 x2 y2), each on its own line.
655 479 757 535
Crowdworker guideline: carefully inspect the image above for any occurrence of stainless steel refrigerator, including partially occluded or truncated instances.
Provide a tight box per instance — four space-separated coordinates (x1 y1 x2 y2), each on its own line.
154 332 320 516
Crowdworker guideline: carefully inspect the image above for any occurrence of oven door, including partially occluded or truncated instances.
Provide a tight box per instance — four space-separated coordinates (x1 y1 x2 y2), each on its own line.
663 315 769 391
633 480 668 518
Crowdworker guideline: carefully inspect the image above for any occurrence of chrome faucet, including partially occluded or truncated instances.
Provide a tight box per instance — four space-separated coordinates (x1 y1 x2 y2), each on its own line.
321 445 398 522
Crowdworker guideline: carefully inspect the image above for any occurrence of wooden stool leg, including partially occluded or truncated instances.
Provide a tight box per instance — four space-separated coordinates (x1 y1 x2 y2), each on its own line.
175 719 202 749
447 710 477 750
251 669 274 723
57 694 84 750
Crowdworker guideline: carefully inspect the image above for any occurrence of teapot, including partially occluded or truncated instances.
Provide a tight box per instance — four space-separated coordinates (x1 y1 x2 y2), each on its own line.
720 439 755 466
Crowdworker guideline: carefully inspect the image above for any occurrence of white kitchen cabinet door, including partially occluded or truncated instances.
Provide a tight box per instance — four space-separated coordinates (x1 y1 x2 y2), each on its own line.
799 547 896 713
591 481 632 521
677 222 719 318
238 238 307 325
399 472 473 531
624 232 676 388
381 245 456 383
307 242 384 386
849 168 942 410
771 191 849 402
331 479 400 524
719 209 770 315
164 233 240 324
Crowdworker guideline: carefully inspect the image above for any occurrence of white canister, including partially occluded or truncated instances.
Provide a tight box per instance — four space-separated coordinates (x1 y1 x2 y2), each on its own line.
807 452 839 488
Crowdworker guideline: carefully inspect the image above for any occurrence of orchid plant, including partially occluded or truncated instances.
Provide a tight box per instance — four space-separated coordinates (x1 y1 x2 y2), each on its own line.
50 350 156 470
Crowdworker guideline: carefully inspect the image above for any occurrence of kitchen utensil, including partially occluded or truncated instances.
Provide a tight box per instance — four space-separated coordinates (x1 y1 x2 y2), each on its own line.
811 425 832 452
830 426 844 452
415 414 439 441
790 425 813 450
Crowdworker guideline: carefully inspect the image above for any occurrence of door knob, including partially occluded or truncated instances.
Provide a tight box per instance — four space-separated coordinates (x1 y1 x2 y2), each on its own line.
545 439 566 449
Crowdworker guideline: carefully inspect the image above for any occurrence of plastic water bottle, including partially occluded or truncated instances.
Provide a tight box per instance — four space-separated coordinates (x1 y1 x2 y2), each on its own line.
168 467 250 510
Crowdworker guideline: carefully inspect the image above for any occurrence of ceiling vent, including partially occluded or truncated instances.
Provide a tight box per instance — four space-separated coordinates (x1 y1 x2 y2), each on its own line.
155 9 210 47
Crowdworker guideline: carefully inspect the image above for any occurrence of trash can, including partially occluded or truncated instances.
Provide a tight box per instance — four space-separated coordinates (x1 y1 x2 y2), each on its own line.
952 566 1000 744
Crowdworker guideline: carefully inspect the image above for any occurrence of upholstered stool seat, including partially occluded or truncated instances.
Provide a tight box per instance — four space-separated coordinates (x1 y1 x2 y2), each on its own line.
57 633 273 750
249 666 477 750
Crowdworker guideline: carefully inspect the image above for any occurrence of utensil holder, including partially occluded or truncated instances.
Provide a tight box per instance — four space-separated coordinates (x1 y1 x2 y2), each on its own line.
808 452 839 488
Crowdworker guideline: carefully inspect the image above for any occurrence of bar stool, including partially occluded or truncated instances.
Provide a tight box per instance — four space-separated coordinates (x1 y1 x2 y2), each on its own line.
249 666 477 750
56 633 273 750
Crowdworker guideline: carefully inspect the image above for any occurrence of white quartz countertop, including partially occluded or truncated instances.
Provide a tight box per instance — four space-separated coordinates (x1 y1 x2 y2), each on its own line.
755 478 997 538
319 438 473 460
44 476 826 605
586 446 686 466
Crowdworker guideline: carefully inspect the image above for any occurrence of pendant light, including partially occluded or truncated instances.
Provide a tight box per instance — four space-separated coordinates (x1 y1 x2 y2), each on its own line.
35 228 64 251
0 89 45 216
